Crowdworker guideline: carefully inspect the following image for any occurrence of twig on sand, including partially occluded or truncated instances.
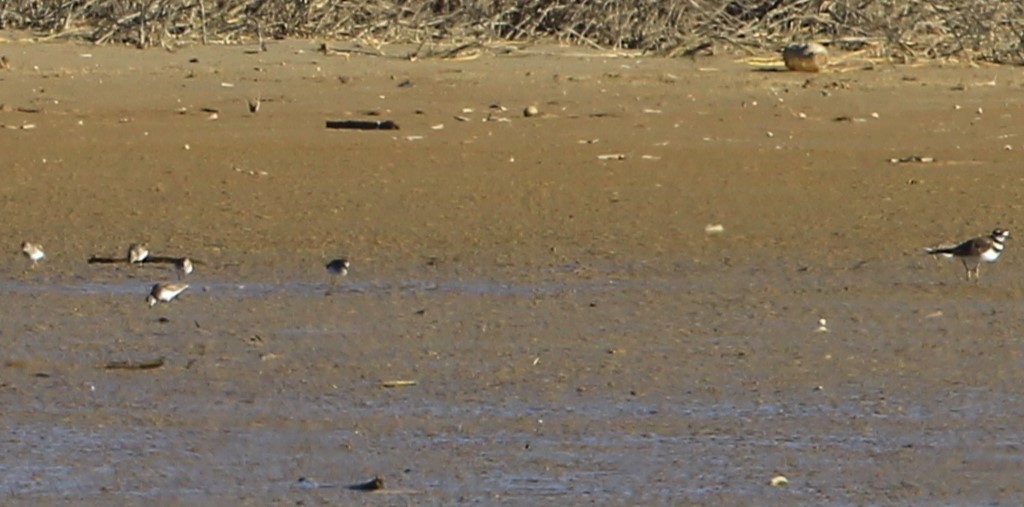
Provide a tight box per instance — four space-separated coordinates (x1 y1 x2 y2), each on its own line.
381 380 417 388
347 476 385 491
104 357 165 370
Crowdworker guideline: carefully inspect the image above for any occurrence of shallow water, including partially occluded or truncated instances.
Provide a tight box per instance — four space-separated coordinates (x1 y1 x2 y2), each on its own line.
0 276 644 298
3 265 1024 505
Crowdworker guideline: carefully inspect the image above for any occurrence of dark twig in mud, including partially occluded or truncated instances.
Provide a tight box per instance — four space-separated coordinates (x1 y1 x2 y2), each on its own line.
347 476 385 491
380 380 417 388
325 119 400 130
88 255 199 266
104 357 166 370
88 256 128 264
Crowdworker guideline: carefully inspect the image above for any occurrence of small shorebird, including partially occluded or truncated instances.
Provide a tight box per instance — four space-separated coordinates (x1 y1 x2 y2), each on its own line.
21 242 44 267
147 282 189 307
175 257 194 280
326 258 350 276
925 228 1009 281
127 243 150 264
325 258 349 295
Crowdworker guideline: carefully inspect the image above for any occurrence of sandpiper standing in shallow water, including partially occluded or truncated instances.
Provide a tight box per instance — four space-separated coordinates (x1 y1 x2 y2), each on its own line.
147 282 189 307
128 243 150 264
325 258 349 295
925 228 1009 281
176 257 194 280
326 258 349 276
21 242 44 268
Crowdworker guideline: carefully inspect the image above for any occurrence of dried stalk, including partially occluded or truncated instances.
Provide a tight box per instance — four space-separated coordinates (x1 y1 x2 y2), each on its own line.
0 0 1019 63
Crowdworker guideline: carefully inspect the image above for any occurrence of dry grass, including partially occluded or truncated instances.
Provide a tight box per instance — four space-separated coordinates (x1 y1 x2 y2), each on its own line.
1 0 1022 63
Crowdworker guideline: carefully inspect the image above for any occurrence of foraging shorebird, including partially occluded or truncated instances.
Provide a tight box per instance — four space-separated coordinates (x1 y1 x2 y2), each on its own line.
21 242 44 267
925 228 1009 281
325 258 349 276
147 282 189 307
127 243 150 264
175 257 194 279
325 258 349 295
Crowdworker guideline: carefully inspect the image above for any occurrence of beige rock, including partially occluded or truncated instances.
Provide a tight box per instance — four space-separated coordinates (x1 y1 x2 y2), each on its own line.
782 42 829 72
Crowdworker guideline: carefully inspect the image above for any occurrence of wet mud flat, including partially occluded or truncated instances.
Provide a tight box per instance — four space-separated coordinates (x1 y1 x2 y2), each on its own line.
0 37 1023 504
3 264 1024 505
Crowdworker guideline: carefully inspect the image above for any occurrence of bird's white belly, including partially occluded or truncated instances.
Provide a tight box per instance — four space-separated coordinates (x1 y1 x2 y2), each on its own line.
981 249 1001 262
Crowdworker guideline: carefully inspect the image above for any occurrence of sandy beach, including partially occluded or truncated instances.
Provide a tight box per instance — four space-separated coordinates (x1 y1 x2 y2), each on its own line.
1 35 1023 504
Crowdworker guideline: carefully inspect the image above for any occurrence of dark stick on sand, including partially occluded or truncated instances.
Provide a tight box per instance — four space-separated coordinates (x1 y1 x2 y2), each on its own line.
326 120 400 130
88 255 202 265
87 256 128 264
104 357 166 370
346 476 385 491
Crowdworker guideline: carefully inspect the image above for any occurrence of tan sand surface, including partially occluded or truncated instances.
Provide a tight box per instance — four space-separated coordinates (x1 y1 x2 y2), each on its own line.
1 35 1024 504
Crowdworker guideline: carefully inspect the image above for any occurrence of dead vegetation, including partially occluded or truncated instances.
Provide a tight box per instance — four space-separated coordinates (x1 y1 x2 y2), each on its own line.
1 0 1023 63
